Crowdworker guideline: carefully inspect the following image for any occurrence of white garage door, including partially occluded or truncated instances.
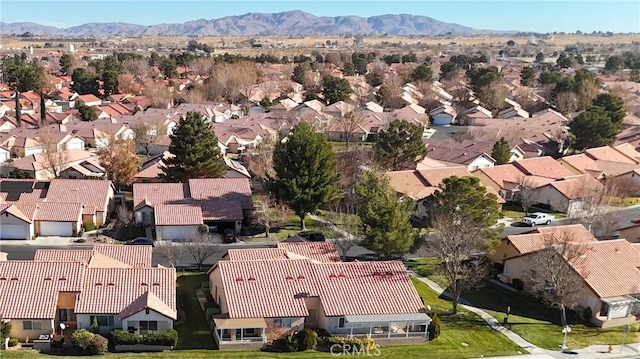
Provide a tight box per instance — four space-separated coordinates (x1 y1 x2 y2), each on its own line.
1 224 27 239
40 222 72 236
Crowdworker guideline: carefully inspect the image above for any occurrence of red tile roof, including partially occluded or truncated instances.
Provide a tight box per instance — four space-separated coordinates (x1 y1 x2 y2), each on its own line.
506 224 597 256
188 178 253 209
34 245 152 268
75 268 176 316
154 204 203 226
46 179 114 213
119 291 177 320
513 157 575 180
33 202 82 222
0 261 86 319
215 259 425 319
276 242 341 263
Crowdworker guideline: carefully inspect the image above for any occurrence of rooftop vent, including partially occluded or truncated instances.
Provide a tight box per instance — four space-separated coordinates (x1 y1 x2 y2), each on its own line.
297 275 305 280
285 275 294 280
236 277 244 283
248 276 256 282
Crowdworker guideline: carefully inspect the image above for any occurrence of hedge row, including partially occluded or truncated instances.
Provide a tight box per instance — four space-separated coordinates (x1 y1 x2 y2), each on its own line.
328 336 376 351
110 329 178 346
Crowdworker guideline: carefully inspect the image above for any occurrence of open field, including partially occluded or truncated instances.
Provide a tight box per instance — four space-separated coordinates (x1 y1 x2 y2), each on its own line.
2 33 638 52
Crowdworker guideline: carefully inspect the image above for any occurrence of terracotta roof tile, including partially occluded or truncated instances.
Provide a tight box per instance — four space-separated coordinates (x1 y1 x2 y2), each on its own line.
119 291 177 320
34 202 82 222
276 242 341 263
513 157 574 180
154 204 203 226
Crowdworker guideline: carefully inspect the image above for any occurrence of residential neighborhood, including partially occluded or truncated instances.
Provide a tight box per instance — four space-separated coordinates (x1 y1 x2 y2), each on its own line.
1 3 640 359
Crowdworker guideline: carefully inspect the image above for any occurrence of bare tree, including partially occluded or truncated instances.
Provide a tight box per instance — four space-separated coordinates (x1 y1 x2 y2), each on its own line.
323 203 361 261
516 176 540 215
115 205 134 234
142 79 174 108
476 83 508 112
567 178 620 239
336 111 365 151
526 230 590 326
117 74 138 95
252 197 290 238
156 241 187 267
130 119 167 157
190 58 214 77
38 127 70 178
182 232 222 271
555 92 578 115
428 213 496 314
121 59 149 77
247 136 276 182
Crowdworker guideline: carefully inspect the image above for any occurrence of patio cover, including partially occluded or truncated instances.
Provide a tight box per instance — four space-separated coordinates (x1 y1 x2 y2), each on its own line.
601 296 640 305
213 317 267 329
345 313 431 325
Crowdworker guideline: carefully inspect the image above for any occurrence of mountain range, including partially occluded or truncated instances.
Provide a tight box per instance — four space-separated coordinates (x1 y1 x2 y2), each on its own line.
0 10 499 37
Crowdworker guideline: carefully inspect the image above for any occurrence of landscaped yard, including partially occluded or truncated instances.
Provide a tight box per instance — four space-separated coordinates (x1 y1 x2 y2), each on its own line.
174 272 216 350
609 196 640 207
2 278 525 359
405 258 448 288
244 214 325 241
462 282 640 350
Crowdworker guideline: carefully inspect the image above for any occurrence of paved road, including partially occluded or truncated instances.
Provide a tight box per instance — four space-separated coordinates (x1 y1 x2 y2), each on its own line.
500 206 640 238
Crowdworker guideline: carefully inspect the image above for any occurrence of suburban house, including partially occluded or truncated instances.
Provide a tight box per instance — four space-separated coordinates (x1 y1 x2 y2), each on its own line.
76 94 102 107
423 138 526 171
133 178 253 240
429 105 457 126
3 149 104 180
386 167 506 221
208 241 431 350
491 225 640 328
0 245 176 342
0 179 115 239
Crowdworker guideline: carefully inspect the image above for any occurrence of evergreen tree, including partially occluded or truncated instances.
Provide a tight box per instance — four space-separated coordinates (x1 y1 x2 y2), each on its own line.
291 64 308 85
161 111 226 182
355 170 416 259
271 122 340 229
491 137 511 165
71 68 99 96
535 52 545 63
592 93 626 124
569 106 619 151
322 75 352 104
40 91 46 128
77 105 98 122
101 69 119 97
59 53 75 74
373 119 427 170
520 66 535 86
15 91 21 127
411 63 434 83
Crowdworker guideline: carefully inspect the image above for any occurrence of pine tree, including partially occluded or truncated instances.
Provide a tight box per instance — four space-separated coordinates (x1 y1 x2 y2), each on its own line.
15 91 21 128
39 91 46 128
161 111 226 182
520 66 535 86
569 106 619 151
271 122 340 229
355 170 416 259
373 119 427 170
322 75 352 104
491 137 511 165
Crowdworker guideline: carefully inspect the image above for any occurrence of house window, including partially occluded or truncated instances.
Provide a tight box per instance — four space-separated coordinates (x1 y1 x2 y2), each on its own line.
145 308 150 315
245 328 255 334
338 317 346 328
23 321 42 330
89 315 114 327
139 321 158 334
58 309 76 322
273 318 292 327
305 309 317 323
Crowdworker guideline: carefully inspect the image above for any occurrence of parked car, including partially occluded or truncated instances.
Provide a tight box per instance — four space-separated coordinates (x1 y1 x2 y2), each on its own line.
124 237 154 246
223 229 237 243
521 212 554 226
297 230 326 242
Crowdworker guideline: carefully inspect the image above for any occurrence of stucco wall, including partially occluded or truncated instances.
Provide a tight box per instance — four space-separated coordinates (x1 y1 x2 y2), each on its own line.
489 238 522 264
156 225 199 241
8 319 54 341
121 309 173 333
0 214 34 240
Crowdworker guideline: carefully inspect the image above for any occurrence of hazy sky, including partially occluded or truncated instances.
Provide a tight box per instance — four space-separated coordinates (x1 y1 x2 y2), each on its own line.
2 1 639 33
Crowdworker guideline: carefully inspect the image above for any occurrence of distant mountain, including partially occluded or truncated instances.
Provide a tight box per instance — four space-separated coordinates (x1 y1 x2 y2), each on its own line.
0 11 500 37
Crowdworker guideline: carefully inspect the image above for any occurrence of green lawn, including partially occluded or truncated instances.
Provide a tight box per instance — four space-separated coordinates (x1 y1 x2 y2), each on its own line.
174 272 216 350
405 258 449 288
329 141 374 152
609 197 640 207
2 278 525 359
462 282 640 350
244 215 325 241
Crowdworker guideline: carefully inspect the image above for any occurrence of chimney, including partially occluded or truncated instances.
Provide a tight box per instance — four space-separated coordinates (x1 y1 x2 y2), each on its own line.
0 252 7 261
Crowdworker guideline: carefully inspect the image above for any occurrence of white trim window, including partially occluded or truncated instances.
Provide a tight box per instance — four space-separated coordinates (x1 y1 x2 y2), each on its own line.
139 321 158 334
273 318 292 327
23 320 42 330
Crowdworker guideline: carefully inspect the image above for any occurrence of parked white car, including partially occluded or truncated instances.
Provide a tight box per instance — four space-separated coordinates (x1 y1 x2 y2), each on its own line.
521 212 554 226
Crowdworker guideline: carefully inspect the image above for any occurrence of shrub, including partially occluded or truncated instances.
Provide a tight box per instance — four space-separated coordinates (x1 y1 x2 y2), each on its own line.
78 228 85 237
198 224 209 233
72 329 95 354
512 278 524 290
328 336 375 352
88 334 108 355
8 338 19 347
295 329 317 351
84 223 96 231
110 329 139 345
428 313 441 340
141 330 178 346
315 328 332 345
272 330 298 352
583 307 593 322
